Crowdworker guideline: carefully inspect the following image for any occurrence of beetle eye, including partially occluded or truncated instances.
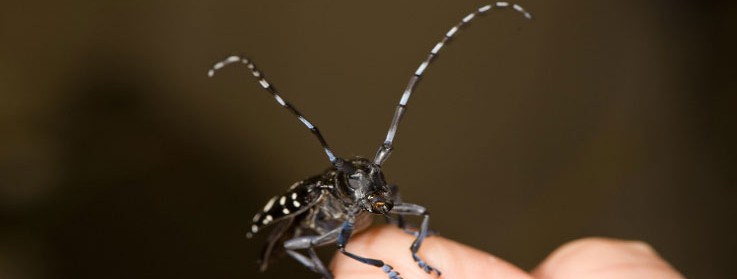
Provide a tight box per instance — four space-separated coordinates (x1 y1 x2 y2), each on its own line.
349 170 364 178
347 172 363 189
348 179 359 189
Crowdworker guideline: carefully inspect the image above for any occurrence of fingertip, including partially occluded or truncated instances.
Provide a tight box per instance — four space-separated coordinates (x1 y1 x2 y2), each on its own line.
331 225 531 279
532 237 685 279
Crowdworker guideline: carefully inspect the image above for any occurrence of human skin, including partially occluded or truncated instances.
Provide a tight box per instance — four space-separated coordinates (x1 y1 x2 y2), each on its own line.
330 226 684 279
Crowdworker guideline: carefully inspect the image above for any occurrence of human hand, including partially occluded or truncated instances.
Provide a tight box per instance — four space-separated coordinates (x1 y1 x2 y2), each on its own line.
331 226 684 279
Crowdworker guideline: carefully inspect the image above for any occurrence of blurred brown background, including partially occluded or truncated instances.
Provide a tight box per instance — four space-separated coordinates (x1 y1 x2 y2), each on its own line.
1 0 735 278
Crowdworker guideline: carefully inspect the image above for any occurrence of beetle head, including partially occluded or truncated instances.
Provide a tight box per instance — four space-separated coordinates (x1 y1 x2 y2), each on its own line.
335 158 393 214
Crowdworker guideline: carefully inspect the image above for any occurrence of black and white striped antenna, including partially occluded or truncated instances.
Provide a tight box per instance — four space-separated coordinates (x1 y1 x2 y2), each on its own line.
208 56 339 165
373 2 532 166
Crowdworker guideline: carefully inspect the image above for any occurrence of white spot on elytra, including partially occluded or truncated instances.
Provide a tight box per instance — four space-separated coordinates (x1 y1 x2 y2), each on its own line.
259 79 269 88
251 224 258 233
282 208 290 214
279 196 286 206
497 2 509 7
479 5 491 13
293 200 301 207
263 215 273 225
291 193 297 199
264 197 277 211
252 213 261 223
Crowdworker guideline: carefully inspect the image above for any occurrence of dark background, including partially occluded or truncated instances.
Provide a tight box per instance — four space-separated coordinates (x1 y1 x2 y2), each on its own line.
1 0 735 278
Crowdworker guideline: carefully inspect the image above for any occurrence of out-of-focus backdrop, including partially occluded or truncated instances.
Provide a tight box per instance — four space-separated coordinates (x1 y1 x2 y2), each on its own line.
1 0 734 278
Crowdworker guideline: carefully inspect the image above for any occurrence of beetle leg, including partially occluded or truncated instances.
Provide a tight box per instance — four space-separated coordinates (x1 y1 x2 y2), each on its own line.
285 248 332 279
337 220 403 279
391 203 441 276
385 185 415 235
283 229 340 279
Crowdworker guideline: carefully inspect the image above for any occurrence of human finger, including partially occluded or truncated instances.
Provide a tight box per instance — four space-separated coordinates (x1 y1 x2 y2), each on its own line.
331 225 532 279
532 237 684 279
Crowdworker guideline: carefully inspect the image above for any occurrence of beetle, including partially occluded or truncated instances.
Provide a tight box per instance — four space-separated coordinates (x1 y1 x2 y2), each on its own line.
208 2 532 279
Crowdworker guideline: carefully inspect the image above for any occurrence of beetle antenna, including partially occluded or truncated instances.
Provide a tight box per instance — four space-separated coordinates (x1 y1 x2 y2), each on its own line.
373 2 532 165
209 55 338 165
